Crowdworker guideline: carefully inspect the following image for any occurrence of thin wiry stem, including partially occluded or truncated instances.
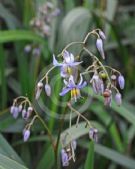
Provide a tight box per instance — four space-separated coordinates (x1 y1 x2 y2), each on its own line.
67 102 92 128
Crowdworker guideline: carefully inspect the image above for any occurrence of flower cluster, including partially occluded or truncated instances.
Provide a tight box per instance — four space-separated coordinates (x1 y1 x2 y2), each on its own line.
10 97 36 142
61 140 77 166
30 2 60 37
10 29 125 167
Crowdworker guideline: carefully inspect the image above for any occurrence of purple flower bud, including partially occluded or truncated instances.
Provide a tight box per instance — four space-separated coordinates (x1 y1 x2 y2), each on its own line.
91 74 104 94
32 48 41 57
115 93 122 106
18 104 22 112
99 30 106 40
89 128 98 142
27 106 33 113
42 25 50 36
61 149 69 167
96 38 105 59
22 109 30 120
23 129 30 142
118 75 125 89
22 109 27 119
72 140 77 150
12 106 19 119
24 45 31 53
52 9 61 16
45 84 51 96
10 106 15 114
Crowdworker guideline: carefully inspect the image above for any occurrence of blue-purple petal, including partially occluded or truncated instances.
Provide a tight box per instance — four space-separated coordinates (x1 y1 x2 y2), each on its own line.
67 61 82 66
77 81 87 89
53 55 62 66
59 87 71 96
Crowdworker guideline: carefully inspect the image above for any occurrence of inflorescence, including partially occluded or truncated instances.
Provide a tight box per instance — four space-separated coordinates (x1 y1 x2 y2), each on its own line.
10 28 125 167
24 2 60 57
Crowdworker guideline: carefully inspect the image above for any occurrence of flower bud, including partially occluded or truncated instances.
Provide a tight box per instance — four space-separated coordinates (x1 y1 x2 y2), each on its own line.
96 38 105 59
91 74 104 94
32 48 41 57
89 128 98 142
118 75 125 89
12 106 19 119
61 149 69 167
72 140 77 150
22 109 28 119
103 89 112 106
99 30 106 40
23 129 30 142
18 104 22 112
45 84 51 96
111 75 117 81
28 106 33 113
35 82 43 99
10 106 15 114
24 45 31 53
115 93 122 106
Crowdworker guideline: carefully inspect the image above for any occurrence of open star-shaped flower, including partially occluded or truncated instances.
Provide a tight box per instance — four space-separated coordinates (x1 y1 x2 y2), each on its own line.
53 50 82 77
59 75 87 101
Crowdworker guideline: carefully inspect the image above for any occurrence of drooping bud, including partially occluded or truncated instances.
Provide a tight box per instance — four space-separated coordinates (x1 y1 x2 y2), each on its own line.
23 129 30 142
99 30 106 40
22 109 28 120
111 74 117 86
96 38 105 59
18 104 23 112
27 106 33 113
91 74 104 94
61 149 69 167
10 106 15 114
115 93 122 106
35 81 43 99
24 45 31 53
111 75 117 81
12 106 19 119
103 89 112 106
32 47 41 57
118 75 125 89
71 140 77 150
89 128 98 142
44 84 51 96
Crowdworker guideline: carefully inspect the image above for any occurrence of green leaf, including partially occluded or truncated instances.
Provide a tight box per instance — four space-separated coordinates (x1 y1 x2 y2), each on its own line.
90 103 124 152
0 45 7 109
57 7 92 52
0 30 46 45
0 154 28 169
105 0 118 37
36 145 54 169
0 134 24 165
0 4 20 29
60 121 105 146
84 141 94 169
81 142 135 169
95 144 135 169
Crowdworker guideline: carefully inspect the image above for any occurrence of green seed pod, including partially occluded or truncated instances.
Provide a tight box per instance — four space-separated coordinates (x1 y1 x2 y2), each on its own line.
99 72 107 80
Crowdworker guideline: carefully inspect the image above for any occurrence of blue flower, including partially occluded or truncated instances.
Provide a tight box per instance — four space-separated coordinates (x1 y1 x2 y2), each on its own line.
59 75 87 101
53 50 82 77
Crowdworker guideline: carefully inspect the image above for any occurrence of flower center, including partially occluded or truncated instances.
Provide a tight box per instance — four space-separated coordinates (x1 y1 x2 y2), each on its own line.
71 88 80 100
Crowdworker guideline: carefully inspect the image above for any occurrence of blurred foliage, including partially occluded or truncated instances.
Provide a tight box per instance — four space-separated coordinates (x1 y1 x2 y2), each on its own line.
0 0 135 169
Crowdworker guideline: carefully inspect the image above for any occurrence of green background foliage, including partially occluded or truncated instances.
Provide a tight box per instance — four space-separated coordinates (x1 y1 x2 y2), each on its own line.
0 0 135 169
